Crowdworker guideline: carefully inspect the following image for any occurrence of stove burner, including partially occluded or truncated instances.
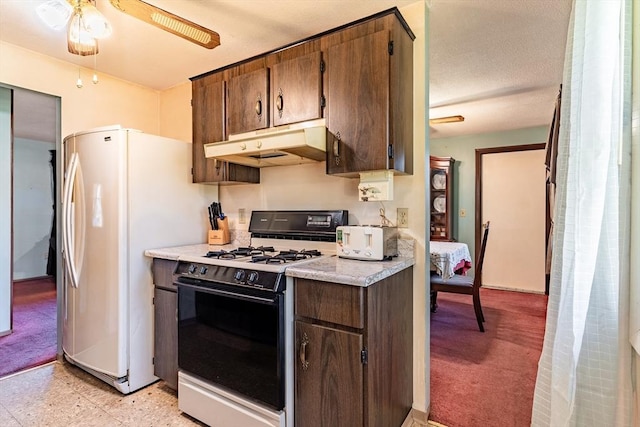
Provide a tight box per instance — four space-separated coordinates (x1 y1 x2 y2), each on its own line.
249 249 322 264
232 246 275 257
251 255 287 264
205 246 276 259
280 249 322 258
205 250 236 259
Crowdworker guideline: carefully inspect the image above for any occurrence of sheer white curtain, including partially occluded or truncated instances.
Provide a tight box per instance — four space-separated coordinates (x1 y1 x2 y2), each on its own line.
531 0 635 426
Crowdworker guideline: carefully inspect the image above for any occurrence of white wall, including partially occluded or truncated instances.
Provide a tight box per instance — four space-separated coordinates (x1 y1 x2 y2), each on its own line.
0 87 11 335
12 138 55 280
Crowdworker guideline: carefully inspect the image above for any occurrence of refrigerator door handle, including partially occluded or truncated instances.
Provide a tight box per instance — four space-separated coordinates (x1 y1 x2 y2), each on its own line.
62 152 80 289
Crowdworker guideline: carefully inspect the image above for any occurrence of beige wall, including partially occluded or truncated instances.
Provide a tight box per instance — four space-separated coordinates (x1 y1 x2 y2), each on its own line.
0 42 162 137
159 82 192 142
482 149 546 293
0 0 430 413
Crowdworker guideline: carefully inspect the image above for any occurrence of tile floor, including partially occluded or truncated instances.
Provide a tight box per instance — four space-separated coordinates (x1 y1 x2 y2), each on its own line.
0 361 203 426
1 361 444 427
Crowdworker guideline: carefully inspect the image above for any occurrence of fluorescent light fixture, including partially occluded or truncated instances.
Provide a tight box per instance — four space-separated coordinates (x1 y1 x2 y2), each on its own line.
429 115 465 125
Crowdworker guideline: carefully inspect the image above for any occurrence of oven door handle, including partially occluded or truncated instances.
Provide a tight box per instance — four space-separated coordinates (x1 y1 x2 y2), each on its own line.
176 282 279 305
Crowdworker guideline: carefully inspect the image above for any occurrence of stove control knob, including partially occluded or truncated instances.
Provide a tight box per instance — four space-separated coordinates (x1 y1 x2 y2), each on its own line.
199 266 208 275
188 264 197 274
247 271 259 284
234 270 246 282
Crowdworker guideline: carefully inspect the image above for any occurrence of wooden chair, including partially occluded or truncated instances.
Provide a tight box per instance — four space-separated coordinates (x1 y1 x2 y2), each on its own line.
430 221 490 332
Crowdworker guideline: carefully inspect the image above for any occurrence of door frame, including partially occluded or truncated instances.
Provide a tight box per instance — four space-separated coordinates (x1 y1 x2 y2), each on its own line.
474 143 546 289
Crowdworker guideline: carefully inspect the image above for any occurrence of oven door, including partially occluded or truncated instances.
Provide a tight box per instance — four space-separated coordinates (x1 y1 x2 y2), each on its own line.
177 279 285 410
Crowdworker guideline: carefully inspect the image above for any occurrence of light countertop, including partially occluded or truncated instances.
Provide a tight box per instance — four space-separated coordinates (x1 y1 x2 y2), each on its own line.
145 244 414 287
145 243 232 260
285 256 414 287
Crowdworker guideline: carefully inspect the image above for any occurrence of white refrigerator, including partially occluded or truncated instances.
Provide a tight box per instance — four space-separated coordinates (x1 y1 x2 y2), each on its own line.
61 125 216 394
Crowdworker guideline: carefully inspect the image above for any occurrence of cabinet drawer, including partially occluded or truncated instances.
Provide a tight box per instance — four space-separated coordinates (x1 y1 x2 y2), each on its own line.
295 279 364 328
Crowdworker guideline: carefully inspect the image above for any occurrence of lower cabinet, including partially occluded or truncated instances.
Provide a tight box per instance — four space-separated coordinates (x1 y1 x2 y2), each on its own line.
294 267 413 427
152 258 178 390
295 322 364 426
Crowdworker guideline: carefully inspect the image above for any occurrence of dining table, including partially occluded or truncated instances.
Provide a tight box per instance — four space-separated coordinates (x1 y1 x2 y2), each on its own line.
429 241 473 313
429 241 473 280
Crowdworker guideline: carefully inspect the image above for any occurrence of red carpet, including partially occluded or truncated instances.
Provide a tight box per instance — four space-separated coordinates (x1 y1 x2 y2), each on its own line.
0 277 57 378
430 287 547 427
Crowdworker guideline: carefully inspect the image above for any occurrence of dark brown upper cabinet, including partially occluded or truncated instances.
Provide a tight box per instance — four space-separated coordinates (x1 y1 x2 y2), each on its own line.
324 13 414 177
192 75 259 184
190 8 413 181
271 51 323 127
226 68 270 135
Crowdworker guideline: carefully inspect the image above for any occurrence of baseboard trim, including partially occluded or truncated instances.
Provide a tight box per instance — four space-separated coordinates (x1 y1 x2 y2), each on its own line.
13 275 54 283
402 407 433 427
483 285 546 295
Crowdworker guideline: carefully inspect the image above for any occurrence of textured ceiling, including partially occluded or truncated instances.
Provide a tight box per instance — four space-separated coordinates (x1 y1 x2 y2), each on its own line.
1 0 572 143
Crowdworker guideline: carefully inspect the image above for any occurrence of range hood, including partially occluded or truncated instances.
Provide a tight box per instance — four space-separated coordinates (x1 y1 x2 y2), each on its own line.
204 119 328 168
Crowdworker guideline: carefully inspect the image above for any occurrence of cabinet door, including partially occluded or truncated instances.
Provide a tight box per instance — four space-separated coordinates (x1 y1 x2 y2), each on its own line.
325 30 390 175
154 287 177 390
272 51 323 127
295 321 363 427
192 79 225 183
192 78 260 184
227 68 269 135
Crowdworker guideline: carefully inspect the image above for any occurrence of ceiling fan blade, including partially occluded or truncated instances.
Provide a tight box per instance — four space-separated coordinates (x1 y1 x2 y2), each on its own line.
109 0 220 49
429 115 465 125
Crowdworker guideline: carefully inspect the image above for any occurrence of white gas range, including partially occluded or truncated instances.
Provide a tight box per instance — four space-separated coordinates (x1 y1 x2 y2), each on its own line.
173 210 347 427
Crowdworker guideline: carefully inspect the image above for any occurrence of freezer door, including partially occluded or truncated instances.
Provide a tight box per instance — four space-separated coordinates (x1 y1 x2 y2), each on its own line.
62 128 128 378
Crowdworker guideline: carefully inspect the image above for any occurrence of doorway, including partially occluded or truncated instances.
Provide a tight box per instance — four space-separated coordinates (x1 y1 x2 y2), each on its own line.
475 143 547 293
0 85 60 377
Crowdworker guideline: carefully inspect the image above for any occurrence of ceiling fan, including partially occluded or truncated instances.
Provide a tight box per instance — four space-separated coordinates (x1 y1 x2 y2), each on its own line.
36 0 220 56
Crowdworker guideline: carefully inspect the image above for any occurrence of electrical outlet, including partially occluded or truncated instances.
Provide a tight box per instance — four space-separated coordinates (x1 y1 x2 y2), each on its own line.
460 208 466 218
397 208 409 228
239 208 246 224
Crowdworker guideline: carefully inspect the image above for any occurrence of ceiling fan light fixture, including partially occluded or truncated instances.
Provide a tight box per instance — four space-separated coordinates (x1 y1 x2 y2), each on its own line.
36 0 73 31
81 3 113 39
68 9 99 55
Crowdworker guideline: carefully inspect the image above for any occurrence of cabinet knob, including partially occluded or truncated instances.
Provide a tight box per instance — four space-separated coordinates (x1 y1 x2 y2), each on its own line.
299 332 310 371
240 142 247 150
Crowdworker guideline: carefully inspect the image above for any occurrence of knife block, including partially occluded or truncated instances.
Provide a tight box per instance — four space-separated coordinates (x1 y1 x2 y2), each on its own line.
208 218 230 245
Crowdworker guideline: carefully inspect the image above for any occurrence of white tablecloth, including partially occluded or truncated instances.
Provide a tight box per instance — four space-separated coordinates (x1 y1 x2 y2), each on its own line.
429 241 472 280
